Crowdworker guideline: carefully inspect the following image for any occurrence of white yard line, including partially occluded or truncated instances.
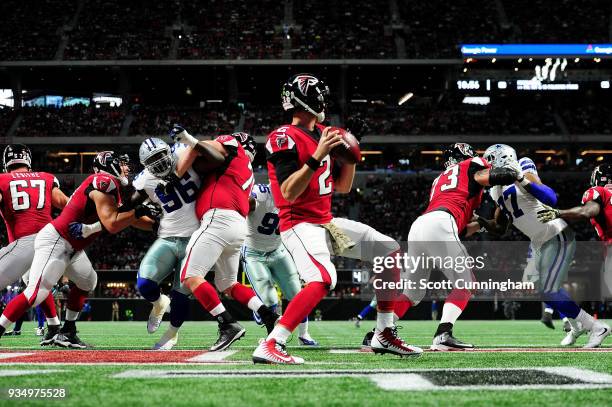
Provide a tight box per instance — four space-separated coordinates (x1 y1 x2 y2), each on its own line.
186 350 237 362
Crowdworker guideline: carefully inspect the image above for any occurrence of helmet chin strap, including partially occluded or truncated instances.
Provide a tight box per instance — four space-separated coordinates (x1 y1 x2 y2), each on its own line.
292 93 325 123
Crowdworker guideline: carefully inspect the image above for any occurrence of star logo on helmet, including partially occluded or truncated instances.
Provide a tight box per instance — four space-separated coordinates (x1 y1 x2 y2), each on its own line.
295 75 318 95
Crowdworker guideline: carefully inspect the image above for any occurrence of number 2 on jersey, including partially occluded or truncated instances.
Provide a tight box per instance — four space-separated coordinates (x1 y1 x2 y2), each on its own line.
430 165 459 200
318 156 332 195
9 179 46 210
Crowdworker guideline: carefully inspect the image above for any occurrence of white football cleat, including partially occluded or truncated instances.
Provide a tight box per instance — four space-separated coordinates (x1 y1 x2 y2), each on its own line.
35 327 45 337
371 327 423 357
147 294 171 334
153 328 179 350
584 321 611 348
560 322 585 346
252 338 304 365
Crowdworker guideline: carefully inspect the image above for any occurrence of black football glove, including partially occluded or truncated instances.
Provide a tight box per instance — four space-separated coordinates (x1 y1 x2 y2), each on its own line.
345 115 369 141
135 202 163 220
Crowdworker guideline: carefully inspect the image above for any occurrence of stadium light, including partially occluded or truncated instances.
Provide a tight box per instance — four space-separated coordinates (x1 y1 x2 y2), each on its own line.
421 150 443 155
580 150 612 155
398 93 414 105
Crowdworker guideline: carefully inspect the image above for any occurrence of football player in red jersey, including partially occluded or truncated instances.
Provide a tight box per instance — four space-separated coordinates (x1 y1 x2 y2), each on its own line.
251 73 421 365
392 143 521 351
537 164 612 347
0 144 68 344
0 151 153 348
169 127 280 351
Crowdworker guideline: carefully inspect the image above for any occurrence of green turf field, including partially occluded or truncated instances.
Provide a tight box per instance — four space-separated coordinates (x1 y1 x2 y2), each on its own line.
0 320 611 406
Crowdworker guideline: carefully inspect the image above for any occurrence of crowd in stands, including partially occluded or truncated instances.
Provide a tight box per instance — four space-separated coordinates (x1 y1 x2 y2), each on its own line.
101 284 141 299
15 105 124 138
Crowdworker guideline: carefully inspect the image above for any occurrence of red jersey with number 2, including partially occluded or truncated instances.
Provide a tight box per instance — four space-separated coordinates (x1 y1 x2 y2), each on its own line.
195 135 254 219
266 124 334 232
0 171 58 243
426 157 490 233
581 185 612 244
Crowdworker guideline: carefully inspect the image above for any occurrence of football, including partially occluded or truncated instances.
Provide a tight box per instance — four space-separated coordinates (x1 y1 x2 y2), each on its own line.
329 127 361 164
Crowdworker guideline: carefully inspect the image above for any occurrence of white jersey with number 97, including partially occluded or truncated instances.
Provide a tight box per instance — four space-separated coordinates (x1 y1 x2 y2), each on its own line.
245 183 281 252
132 144 201 238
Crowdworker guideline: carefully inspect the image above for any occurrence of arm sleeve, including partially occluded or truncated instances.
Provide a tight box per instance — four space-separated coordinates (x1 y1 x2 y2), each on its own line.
523 182 557 206
269 152 300 186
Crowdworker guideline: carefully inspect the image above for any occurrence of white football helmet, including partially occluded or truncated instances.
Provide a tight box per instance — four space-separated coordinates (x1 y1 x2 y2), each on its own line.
139 138 174 178
483 144 518 168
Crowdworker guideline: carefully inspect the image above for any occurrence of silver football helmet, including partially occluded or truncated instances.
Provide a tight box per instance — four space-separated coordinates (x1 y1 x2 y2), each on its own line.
139 138 174 178
483 144 518 168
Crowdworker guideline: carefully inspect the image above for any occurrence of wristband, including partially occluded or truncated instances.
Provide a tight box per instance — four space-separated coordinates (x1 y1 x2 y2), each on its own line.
182 131 199 148
306 156 321 171
519 177 530 187
83 222 102 238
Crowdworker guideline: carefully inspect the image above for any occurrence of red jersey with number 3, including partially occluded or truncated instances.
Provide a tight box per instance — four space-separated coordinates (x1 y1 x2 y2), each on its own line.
581 185 612 243
0 171 59 243
52 173 123 251
195 135 254 219
425 157 490 233
266 124 334 232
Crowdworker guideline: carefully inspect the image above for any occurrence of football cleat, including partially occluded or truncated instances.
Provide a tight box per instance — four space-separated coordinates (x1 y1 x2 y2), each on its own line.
584 321 611 348
4 330 21 336
361 329 375 352
540 312 555 330
371 327 423 357
298 333 319 346
252 338 304 365
147 294 171 334
40 325 60 346
354 317 362 328
563 319 572 333
153 329 179 350
210 322 245 352
35 327 45 337
260 312 280 335
54 331 88 349
252 311 264 326
561 325 586 346
430 331 475 351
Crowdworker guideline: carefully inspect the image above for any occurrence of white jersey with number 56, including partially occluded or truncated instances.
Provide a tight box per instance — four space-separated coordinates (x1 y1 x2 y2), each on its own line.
245 183 281 252
132 144 201 238
488 157 566 247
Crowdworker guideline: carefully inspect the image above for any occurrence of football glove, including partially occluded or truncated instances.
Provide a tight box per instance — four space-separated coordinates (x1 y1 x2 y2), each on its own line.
168 124 198 147
537 204 560 223
345 115 369 141
69 222 102 240
135 202 163 220
503 159 524 182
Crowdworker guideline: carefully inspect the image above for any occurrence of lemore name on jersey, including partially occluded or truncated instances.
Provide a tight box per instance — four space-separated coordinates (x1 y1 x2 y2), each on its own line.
489 184 566 246
245 184 282 252
0 172 58 242
582 185 612 243
52 173 122 251
133 144 201 238
426 157 489 233
195 135 254 219
266 124 334 232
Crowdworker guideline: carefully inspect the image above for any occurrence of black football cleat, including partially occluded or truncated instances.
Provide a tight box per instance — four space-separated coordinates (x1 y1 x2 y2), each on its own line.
540 312 555 330
361 328 375 351
260 311 280 335
430 331 475 351
40 325 60 346
210 322 245 352
54 330 88 349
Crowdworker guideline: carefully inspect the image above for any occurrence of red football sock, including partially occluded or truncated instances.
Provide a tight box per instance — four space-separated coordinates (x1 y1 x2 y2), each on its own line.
393 294 413 319
229 283 256 306
67 287 89 312
278 282 328 332
377 300 395 312
2 293 30 324
446 288 471 311
39 294 58 318
193 281 222 313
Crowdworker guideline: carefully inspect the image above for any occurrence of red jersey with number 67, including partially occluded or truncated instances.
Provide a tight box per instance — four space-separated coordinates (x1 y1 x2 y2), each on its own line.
266 124 334 232
0 171 59 243
425 157 490 233
581 185 612 244
52 173 123 251
195 135 254 219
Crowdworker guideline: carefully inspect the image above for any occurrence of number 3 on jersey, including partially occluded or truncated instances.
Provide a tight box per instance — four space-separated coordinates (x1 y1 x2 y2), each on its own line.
430 165 459 200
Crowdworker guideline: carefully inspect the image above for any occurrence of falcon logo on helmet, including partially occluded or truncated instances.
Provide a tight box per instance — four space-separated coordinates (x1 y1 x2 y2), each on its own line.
590 164 612 187
93 151 130 186
3 144 32 172
232 132 257 162
139 137 174 178
281 73 330 123
443 143 476 168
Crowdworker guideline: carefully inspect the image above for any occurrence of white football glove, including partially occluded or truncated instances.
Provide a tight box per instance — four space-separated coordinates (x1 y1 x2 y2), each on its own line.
168 124 198 147
503 159 524 182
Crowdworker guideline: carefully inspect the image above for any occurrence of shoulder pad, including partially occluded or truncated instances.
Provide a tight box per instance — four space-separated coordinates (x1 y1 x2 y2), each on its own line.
470 156 489 168
266 129 297 155
53 176 60 188
92 175 118 194
215 135 239 147
519 157 538 175
582 187 602 205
